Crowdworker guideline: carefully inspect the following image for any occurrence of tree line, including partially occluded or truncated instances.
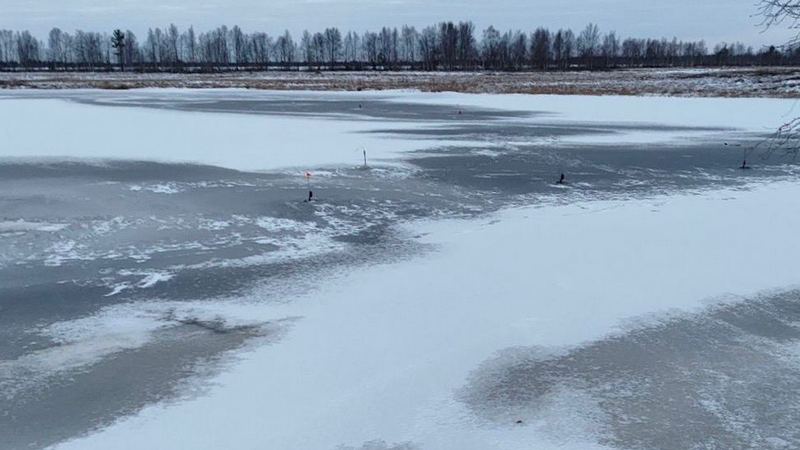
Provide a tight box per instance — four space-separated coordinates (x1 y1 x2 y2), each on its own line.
0 22 795 72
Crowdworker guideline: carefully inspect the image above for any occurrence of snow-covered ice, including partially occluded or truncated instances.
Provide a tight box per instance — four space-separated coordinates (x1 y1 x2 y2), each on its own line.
3 89 800 449
0 96 425 171
1 91 797 172
50 180 800 450
389 91 797 144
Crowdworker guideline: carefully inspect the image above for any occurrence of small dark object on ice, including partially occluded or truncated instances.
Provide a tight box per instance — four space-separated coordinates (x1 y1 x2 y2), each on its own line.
515 420 524 424
740 160 751 170
358 103 363 109
306 190 314 202
558 173 566 184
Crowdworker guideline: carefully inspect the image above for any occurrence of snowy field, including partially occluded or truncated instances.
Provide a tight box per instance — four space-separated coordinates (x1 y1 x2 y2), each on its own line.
2 90 800 449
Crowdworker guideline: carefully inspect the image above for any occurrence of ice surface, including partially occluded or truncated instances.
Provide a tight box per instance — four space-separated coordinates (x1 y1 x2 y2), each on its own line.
0 96 428 172
389 92 795 145
51 180 800 450
3 89 799 449
0 303 164 400
1 91 796 173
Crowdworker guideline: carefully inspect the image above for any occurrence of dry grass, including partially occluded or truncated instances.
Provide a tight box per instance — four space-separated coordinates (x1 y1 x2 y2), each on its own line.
0 67 798 98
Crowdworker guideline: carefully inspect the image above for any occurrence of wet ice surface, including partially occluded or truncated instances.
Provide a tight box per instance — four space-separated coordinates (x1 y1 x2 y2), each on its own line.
461 290 800 449
2 321 285 450
0 91 798 449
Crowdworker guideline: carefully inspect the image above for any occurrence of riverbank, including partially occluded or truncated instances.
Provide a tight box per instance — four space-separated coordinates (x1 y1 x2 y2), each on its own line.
1 67 799 97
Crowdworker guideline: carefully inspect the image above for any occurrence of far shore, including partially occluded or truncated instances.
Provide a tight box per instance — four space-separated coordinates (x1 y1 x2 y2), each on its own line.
1 67 798 98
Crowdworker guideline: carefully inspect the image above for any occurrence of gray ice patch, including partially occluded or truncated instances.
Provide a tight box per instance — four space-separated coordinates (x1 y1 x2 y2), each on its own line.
460 290 800 449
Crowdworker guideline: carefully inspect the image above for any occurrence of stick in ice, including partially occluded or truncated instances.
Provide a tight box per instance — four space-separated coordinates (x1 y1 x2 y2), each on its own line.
305 171 313 202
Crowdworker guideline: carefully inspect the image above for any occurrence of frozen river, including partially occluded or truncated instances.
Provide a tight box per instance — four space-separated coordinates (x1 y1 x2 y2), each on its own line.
1 90 800 449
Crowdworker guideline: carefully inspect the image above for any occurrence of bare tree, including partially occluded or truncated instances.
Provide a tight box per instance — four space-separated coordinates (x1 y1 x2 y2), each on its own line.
123 31 139 68
48 28 67 69
481 26 502 69
343 31 360 64
601 31 619 67
144 28 159 68
16 31 41 68
418 26 438 70
577 23 600 67
300 30 313 68
400 26 418 64
249 32 271 68
276 30 295 69
311 32 325 69
379 27 397 68
438 22 458 70
184 26 197 63
457 22 476 69
0 30 14 65
323 27 342 69
509 31 528 70
230 25 247 66
531 28 551 70
362 31 379 69
562 29 576 68
167 24 180 64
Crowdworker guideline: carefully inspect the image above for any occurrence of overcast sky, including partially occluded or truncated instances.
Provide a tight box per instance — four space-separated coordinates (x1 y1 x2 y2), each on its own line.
1 0 795 47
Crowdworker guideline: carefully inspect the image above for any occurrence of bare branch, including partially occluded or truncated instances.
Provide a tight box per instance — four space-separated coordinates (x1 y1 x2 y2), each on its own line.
755 117 800 161
758 0 800 28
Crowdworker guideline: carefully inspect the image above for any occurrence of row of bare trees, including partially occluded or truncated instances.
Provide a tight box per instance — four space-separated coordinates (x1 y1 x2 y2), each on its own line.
0 22 794 72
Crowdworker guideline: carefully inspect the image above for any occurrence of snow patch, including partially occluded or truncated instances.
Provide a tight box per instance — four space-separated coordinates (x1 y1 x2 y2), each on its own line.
129 183 182 194
0 219 68 234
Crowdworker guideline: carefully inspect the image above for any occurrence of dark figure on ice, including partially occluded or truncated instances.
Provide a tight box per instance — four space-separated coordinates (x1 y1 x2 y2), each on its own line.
741 159 748 170
308 190 314 202
558 173 566 184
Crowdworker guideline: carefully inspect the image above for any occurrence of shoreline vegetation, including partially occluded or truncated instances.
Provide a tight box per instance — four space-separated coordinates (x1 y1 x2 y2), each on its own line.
1 67 799 97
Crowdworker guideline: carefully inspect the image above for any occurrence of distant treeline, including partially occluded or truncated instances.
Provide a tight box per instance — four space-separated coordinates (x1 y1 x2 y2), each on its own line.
0 22 795 72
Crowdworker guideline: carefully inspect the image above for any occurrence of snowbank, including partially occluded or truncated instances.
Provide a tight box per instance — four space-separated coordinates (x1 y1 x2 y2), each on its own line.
52 180 800 450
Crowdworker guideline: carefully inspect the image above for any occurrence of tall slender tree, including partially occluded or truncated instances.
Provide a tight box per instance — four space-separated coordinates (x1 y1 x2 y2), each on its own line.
111 29 125 71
